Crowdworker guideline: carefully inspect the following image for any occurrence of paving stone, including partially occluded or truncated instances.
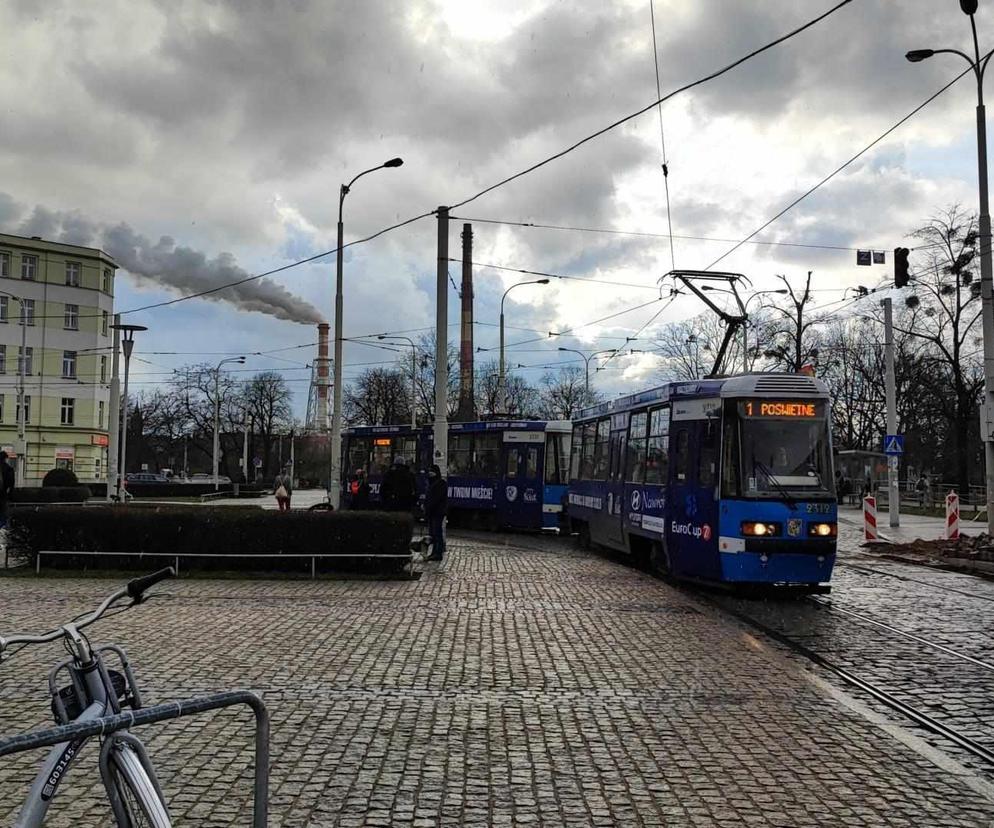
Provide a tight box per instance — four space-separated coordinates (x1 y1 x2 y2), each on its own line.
0 531 992 825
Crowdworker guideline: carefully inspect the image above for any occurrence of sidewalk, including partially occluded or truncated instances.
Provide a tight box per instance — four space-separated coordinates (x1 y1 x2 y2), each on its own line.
838 504 980 543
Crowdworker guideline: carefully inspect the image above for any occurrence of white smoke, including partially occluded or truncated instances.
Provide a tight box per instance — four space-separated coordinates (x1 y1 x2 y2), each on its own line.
6 202 324 325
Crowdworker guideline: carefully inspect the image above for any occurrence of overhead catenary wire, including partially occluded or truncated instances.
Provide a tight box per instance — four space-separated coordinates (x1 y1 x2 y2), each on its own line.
649 0 677 272
704 53 988 272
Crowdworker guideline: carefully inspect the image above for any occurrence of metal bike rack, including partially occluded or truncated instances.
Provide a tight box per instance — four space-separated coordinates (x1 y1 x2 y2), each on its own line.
0 690 270 827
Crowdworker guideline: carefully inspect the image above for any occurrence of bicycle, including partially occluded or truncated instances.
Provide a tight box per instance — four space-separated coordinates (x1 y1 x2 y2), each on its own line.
1 567 176 827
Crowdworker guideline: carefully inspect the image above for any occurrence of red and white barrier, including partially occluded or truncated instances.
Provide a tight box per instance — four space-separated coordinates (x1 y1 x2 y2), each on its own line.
946 491 960 540
863 495 878 540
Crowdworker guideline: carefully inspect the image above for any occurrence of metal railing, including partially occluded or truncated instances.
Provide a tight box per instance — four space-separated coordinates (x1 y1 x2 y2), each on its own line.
34 549 413 578
0 690 270 827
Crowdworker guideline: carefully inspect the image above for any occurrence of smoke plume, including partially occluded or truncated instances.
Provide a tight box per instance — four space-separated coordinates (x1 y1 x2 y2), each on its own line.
4 201 324 324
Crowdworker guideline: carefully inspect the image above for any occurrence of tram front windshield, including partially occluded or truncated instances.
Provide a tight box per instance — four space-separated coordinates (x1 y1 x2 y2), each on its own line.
723 399 834 498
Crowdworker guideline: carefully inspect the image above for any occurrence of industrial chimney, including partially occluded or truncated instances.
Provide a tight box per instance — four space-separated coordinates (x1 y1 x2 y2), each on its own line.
315 322 331 431
456 223 476 421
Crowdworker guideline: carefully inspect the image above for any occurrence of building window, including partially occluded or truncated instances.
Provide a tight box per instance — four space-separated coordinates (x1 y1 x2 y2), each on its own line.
17 347 32 375
21 255 36 280
102 268 111 293
64 303 79 330
0 344 6 375
101 311 109 336
95 457 101 478
61 397 75 425
18 395 31 425
0 296 7 323
0 252 9 278
99 400 105 428
100 355 107 383
62 350 77 379
55 455 73 471
65 261 80 287
0 395 4 423
20 299 34 326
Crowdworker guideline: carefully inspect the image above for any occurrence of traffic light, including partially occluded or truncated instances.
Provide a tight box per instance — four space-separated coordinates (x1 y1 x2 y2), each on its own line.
894 247 910 288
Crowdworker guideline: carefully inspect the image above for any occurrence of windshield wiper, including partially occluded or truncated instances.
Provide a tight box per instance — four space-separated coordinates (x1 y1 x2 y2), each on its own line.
752 459 798 510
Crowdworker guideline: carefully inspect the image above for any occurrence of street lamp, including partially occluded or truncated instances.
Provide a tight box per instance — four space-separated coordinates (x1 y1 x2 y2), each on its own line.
330 157 404 510
557 347 618 392
377 335 418 429
907 1 994 532
703 286 788 371
499 279 549 413
109 324 147 501
213 355 245 490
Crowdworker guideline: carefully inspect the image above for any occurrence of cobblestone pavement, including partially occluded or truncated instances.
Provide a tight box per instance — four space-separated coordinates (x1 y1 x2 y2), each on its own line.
715 518 994 776
2 532 994 826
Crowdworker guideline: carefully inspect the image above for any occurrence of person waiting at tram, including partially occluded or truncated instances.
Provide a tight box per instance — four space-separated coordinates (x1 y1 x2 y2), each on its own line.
381 456 416 512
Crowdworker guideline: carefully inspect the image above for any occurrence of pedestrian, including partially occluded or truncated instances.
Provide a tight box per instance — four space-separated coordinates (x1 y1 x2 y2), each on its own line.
349 469 370 510
425 463 447 561
381 456 416 512
274 465 293 512
915 474 926 507
0 451 14 528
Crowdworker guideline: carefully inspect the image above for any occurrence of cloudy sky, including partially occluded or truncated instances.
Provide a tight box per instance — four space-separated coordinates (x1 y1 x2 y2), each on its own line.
0 0 984 415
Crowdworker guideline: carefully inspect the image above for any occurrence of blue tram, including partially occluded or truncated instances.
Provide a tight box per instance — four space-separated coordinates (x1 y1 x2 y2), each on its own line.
567 373 837 588
342 420 571 531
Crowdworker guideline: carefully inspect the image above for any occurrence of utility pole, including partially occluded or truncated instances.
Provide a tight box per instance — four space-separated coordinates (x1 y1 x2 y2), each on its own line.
883 298 900 528
434 207 449 476
106 315 121 501
457 223 475 421
242 414 249 486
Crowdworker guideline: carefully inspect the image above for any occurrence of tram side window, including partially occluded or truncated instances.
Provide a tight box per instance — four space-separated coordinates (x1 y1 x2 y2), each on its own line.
526 446 538 479
722 417 740 497
347 438 372 476
476 433 501 476
546 432 571 484
448 434 473 476
592 418 610 479
506 448 520 478
398 437 418 467
627 411 648 482
673 429 691 482
570 425 583 480
580 422 597 479
645 406 670 484
699 420 717 487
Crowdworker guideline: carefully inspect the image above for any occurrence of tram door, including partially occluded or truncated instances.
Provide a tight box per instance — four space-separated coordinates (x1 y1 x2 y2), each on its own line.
603 414 628 547
501 433 544 529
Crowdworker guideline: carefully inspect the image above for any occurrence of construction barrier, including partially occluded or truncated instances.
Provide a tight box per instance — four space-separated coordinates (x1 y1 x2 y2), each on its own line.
863 495 878 540
946 491 960 540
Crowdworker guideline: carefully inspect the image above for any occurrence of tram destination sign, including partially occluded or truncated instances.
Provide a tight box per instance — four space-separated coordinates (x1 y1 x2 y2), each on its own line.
738 400 824 418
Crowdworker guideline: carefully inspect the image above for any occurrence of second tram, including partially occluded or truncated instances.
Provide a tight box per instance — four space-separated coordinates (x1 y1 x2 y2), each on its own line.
342 420 571 531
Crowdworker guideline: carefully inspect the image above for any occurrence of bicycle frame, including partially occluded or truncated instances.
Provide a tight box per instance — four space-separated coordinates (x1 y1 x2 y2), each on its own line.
15 626 166 827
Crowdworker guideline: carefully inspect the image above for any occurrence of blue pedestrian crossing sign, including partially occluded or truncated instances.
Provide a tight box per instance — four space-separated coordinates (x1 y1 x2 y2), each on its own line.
883 434 904 455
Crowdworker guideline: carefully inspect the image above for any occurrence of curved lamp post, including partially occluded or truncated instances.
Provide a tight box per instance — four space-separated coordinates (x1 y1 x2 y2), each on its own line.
556 347 618 392
907 0 994 532
498 279 549 413
329 157 404 509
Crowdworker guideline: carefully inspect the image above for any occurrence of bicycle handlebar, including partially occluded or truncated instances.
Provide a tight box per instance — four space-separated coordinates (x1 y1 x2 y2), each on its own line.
127 567 175 603
0 567 175 656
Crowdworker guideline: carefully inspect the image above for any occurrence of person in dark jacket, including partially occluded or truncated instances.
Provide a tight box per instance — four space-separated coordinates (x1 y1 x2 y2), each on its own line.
425 464 447 561
349 469 370 510
0 451 13 528
381 456 416 512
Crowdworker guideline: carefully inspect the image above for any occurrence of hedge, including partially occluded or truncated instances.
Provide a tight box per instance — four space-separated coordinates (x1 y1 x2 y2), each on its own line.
125 482 234 498
8 506 413 575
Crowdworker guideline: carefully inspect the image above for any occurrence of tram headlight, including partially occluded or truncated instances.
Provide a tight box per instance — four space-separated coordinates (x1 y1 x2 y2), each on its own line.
808 522 837 538
741 521 780 537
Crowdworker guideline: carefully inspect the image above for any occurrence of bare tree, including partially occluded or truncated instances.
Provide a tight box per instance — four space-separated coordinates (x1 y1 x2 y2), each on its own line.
539 366 602 420
242 371 294 479
474 359 540 418
653 313 742 379
343 368 412 426
755 272 822 372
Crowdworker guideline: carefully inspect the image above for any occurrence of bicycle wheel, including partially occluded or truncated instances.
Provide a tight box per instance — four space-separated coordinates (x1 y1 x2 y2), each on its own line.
108 743 171 828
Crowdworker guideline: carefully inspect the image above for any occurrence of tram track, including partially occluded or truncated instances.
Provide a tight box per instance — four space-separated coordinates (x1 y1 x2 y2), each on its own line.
709 596 994 768
836 559 994 603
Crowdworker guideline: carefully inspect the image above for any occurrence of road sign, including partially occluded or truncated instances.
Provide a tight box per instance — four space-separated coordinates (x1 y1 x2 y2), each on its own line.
883 434 904 455
888 455 899 471
856 250 871 266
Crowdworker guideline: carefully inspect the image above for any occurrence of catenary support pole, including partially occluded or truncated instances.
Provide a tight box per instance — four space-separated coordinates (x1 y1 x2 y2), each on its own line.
434 207 450 476
976 98 994 534
106 315 121 501
883 297 900 528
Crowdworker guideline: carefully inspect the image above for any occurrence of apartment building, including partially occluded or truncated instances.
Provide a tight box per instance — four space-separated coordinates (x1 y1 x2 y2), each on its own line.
0 233 116 484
